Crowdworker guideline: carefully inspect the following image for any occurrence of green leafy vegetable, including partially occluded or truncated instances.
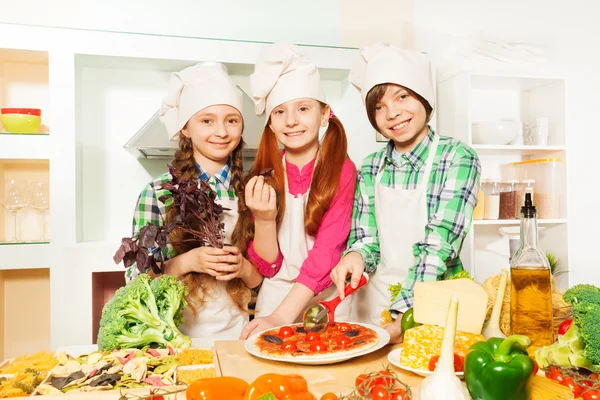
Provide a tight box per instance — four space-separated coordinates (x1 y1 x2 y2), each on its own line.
97 274 191 351
388 282 403 301
449 270 474 281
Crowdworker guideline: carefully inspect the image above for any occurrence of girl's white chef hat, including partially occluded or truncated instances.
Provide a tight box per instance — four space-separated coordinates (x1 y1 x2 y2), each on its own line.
160 62 244 140
250 43 326 124
349 43 435 118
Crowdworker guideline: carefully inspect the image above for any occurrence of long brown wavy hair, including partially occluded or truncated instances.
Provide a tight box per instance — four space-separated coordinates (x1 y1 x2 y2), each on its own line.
232 102 348 255
166 133 250 317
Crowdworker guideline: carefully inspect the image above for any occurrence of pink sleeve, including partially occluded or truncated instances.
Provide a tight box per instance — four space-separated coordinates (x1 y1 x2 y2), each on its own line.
296 159 358 295
247 240 284 278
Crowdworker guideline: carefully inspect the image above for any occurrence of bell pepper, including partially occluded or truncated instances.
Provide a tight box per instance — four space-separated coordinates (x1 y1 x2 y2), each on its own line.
245 373 316 400
400 307 420 333
186 376 248 400
465 335 535 400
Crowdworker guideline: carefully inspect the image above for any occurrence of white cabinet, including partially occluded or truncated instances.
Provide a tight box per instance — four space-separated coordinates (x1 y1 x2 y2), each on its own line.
0 23 375 352
438 72 569 288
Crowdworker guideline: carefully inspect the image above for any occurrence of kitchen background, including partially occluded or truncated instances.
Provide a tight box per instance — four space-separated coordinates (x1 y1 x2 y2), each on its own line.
0 0 597 360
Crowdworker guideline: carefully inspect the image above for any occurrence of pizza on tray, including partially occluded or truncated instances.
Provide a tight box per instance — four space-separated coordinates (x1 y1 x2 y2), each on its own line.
254 322 379 358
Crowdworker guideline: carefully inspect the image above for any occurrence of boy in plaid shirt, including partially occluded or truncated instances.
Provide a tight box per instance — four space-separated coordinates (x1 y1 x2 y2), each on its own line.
330 43 481 343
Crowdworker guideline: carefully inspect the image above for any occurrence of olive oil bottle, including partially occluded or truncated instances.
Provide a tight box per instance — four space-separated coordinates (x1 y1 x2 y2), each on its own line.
510 193 554 349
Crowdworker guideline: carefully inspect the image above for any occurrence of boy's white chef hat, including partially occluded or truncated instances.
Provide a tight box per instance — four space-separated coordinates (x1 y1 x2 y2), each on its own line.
348 43 435 118
160 62 244 140
251 43 326 124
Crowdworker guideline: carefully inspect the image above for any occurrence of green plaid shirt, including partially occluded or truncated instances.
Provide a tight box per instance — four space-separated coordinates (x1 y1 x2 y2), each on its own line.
125 161 236 281
344 129 481 315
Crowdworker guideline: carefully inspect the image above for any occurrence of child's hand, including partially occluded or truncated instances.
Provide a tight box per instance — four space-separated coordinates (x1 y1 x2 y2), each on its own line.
383 316 404 344
214 246 246 281
182 246 240 277
330 251 365 300
240 314 285 339
245 175 277 222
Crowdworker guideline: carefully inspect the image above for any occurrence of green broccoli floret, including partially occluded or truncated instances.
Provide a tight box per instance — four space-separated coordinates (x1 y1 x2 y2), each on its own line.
97 274 191 351
449 270 474 281
151 274 188 328
564 284 600 306
535 285 600 372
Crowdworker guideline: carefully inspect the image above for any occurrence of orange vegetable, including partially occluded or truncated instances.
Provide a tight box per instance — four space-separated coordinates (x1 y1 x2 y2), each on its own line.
186 376 249 400
245 373 316 400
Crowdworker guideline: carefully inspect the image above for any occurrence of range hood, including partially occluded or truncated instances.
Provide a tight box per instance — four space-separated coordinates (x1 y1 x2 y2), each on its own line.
124 85 263 161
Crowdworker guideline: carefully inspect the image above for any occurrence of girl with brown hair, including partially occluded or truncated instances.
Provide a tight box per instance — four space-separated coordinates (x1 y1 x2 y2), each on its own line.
126 62 262 342
236 44 357 338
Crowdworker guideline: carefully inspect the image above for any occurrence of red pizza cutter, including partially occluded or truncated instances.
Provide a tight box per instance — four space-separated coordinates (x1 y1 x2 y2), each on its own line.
302 273 369 331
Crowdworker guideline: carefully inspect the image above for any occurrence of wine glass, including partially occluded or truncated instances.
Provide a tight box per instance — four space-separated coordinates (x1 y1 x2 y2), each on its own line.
1 180 30 242
30 181 50 241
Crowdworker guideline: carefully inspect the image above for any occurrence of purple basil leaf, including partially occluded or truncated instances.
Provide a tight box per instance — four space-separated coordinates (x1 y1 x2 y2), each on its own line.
139 224 159 248
124 252 137 269
136 249 151 271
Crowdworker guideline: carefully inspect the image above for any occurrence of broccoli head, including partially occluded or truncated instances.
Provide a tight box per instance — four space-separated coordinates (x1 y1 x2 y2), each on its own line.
564 284 600 306
535 284 600 372
97 274 191 351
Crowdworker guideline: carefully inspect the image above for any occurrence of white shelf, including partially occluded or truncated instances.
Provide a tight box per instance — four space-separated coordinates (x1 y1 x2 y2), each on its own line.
474 219 568 226
0 134 50 159
471 144 566 156
0 242 55 270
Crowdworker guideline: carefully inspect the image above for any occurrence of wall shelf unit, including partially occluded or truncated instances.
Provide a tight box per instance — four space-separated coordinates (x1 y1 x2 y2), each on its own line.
438 71 569 288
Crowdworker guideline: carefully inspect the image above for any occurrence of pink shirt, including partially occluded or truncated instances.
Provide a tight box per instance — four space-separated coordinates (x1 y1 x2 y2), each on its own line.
248 157 357 295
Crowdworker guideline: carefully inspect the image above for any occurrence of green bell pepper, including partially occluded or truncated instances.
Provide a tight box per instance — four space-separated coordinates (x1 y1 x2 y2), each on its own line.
400 307 420 333
465 335 535 400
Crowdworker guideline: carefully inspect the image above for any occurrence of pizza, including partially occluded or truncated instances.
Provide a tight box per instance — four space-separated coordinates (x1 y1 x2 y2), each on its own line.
254 322 379 358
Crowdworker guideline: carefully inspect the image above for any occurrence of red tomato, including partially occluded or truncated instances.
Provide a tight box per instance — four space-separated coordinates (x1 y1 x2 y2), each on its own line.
306 332 321 342
428 355 440 372
548 368 565 384
560 377 583 397
310 341 328 352
557 319 572 335
356 374 372 395
373 370 394 388
581 380 594 388
337 323 352 333
148 397 165 400
281 341 297 351
390 389 406 400
590 373 599 381
584 390 600 400
370 385 390 400
427 354 463 372
335 335 352 348
532 358 539 376
320 393 338 400
278 326 295 339
454 354 464 373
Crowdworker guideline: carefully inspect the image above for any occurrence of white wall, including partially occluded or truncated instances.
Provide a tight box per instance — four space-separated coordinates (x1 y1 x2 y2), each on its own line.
412 0 600 286
0 0 342 47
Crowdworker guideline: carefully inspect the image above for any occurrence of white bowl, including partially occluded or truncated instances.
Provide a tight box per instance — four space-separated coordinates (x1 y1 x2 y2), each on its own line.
472 121 519 145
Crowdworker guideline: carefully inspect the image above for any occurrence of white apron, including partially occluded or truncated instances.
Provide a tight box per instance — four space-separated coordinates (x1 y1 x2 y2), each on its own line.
352 134 440 325
255 158 353 322
180 195 248 341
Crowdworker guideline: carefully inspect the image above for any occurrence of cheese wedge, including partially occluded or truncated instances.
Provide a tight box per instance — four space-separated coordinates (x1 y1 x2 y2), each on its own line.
413 278 487 334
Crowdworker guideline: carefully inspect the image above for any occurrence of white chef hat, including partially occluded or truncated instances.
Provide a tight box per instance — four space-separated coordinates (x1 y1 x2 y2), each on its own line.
159 62 244 140
348 43 435 119
250 43 326 124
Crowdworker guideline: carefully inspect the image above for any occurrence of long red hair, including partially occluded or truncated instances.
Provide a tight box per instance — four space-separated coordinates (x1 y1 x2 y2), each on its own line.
232 104 348 254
